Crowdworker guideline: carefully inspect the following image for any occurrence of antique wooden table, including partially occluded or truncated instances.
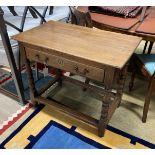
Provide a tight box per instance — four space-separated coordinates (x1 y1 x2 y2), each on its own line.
78 6 155 42
12 21 141 137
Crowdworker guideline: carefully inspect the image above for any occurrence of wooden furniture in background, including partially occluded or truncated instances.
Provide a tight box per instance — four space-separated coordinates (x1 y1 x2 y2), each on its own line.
13 21 141 137
77 6 155 54
129 54 155 123
69 6 93 27
77 7 155 42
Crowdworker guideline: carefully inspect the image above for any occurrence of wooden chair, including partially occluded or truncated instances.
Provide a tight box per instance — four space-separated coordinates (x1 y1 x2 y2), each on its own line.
69 6 93 28
129 53 155 123
143 41 154 54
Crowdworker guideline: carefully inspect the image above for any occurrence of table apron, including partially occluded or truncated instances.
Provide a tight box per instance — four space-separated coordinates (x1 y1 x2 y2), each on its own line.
25 46 105 82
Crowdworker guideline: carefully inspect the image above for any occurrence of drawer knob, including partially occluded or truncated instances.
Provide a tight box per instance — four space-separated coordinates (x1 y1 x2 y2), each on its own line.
74 66 79 72
74 66 89 75
83 69 89 75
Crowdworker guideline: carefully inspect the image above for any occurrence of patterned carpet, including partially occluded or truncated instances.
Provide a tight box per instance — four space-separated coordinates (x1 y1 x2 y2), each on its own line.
0 69 53 101
0 104 155 149
0 68 11 85
0 68 53 135
0 68 29 135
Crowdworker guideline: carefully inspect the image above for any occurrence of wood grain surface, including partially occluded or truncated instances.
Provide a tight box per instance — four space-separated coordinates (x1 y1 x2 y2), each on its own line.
13 20 141 69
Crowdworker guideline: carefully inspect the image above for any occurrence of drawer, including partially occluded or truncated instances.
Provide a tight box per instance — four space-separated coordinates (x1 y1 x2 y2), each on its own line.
25 47 105 82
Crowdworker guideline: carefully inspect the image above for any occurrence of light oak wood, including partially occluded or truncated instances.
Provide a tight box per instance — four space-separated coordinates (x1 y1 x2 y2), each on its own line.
35 96 98 126
13 20 141 69
13 21 141 137
25 47 105 82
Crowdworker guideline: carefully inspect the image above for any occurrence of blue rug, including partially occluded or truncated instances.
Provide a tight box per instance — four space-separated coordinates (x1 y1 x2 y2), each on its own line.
25 120 108 149
0 104 155 149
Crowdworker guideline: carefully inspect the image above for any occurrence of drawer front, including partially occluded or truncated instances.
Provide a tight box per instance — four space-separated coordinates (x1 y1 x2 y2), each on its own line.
25 47 105 82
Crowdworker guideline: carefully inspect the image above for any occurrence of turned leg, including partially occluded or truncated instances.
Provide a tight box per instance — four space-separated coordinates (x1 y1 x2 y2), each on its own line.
117 65 127 107
143 41 148 54
83 78 90 91
129 54 137 91
142 79 155 123
56 68 62 86
35 62 39 80
22 46 38 105
98 67 115 137
98 97 110 137
25 59 38 105
129 69 136 91
147 42 154 54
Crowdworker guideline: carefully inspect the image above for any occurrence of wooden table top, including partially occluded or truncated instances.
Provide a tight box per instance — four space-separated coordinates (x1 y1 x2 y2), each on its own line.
13 20 141 69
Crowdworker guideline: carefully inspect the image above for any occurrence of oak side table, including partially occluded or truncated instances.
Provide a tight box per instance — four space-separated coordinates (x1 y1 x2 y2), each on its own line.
13 21 141 137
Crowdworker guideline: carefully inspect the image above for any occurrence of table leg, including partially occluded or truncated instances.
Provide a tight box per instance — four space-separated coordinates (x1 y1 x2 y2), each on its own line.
147 42 154 54
35 62 39 80
22 46 38 105
83 78 90 91
98 67 115 137
56 68 62 86
143 41 148 54
98 97 110 137
117 65 127 107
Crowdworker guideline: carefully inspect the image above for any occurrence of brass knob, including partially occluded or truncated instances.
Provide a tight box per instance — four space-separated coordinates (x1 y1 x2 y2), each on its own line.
83 69 89 75
74 66 78 72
